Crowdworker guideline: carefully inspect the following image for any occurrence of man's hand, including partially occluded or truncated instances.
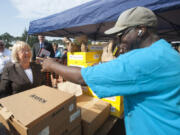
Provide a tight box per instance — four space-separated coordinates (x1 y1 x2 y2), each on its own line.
36 57 44 64
101 40 116 62
37 57 56 72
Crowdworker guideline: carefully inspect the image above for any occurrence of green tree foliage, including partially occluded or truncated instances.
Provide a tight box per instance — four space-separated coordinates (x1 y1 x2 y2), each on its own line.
0 30 38 49
27 35 39 48
0 29 69 49
18 29 38 48
21 29 28 41
0 32 14 48
49 39 65 46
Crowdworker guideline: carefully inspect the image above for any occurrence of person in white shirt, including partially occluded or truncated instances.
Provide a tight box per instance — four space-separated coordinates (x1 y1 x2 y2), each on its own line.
0 40 11 79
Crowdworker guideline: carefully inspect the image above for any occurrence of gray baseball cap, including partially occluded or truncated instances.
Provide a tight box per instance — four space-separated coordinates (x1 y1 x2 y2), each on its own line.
105 6 157 35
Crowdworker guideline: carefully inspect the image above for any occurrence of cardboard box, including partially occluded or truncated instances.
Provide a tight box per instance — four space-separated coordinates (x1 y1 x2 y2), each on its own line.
58 108 81 135
67 52 102 63
82 87 124 118
0 86 77 135
77 95 110 135
64 124 81 135
69 125 81 135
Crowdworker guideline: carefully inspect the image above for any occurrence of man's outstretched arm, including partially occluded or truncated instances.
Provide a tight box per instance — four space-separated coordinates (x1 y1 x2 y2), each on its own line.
41 58 87 86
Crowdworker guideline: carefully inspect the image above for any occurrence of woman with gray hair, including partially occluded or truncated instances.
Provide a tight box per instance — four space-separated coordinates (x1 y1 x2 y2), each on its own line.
0 41 46 98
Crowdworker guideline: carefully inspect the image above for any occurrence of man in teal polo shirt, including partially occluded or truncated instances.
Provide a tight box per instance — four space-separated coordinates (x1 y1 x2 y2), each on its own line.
41 7 180 135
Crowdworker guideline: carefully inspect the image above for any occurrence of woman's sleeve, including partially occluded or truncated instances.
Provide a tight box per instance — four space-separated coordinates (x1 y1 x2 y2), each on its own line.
36 63 47 85
0 67 12 98
41 72 47 85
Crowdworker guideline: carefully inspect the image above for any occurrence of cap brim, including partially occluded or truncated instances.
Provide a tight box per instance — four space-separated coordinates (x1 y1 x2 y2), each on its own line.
105 26 128 35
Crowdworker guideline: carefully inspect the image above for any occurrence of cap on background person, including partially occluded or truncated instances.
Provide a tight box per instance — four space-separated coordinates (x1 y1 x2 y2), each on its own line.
105 6 157 35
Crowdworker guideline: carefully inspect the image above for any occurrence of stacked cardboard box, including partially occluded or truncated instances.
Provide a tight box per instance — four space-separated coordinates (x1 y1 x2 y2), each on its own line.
67 52 124 118
82 87 124 118
77 95 110 135
0 86 81 135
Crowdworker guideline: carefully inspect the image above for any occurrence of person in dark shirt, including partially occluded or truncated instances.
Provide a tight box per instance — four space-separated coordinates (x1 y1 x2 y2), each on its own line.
32 35 55 61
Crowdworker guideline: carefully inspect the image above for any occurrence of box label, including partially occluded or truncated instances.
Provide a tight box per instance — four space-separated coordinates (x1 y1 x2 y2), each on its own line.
29 94 47 103
69 103 74 112
69 55 83 60
70 109 80 123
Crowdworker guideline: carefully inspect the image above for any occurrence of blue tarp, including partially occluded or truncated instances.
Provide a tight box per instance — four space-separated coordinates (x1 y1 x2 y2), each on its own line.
28 0 180 40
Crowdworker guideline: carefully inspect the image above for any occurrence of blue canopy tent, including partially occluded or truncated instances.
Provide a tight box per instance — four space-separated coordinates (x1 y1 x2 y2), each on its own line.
28 0 180 41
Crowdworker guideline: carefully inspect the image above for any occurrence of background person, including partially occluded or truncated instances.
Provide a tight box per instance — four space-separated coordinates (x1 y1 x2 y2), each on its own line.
52 42 61 58
40 7 180 135
75 35 88 52
51 42 61 88
0 40 11 80
32 35 55 61
31 35 55 87
63 37 80 52
0 41 46 98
